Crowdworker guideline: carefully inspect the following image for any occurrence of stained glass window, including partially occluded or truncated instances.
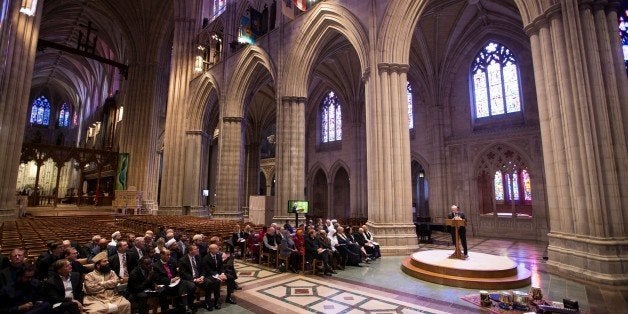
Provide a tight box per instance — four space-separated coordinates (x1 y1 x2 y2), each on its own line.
58 103 70 127
522 169 532 201
29 96 51 126
407 81 414 129
471 42 522 118
211 0 226 21
620 9 628 75
494 170 504 201
511 172 520 201
321 91 342 143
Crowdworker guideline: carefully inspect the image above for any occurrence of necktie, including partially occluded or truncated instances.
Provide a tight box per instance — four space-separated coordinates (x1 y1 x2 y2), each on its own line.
191 256 198 278
164 263 172 278
121 254 128 277
137 248 143 258
213 254 217 266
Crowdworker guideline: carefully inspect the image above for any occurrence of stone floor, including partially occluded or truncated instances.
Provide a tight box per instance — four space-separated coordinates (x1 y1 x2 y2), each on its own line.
191 232 627 313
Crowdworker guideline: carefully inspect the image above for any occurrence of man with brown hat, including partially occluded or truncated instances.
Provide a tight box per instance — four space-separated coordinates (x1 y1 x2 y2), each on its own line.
82 251 131 314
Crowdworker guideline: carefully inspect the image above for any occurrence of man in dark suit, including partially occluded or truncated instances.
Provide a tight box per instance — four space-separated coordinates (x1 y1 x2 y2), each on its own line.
179 244 210 309
128 236 146 262
304 229 333 275
152 248 194 313
36 241 63 280
0 263 50 313
203 244 236 310
109 240 137 280
128 256 157 314
42 259 83 314
64 247 88 275
447 205 468 256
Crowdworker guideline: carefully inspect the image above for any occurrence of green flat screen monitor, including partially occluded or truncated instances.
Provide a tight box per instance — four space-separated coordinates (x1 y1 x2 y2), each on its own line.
288 200 308 214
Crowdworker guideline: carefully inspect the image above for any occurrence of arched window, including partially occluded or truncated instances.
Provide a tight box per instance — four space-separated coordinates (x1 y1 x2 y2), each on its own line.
470 42 522 119
478 145 533 216
620 8 628 75
407 81 414 129
58 103 70 127
321 91 342 143
497 170 529 204
29 96 51 126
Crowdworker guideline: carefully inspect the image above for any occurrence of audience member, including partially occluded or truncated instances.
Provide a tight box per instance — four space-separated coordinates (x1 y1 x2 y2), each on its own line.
152 249 194 313
83 251 131 314
64 247 88 275
0 263 50 313
279 229 300 273
36 241 63 280
203 244 236 310
127 256 156 314
305 229 333 275
42 259 83 314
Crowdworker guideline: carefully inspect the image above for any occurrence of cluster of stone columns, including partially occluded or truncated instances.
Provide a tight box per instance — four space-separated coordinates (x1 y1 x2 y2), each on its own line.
363 64 417 254
159 0 202 215
275 97 307 221
525 0 628 285
0 0 43 219
213 117 244 218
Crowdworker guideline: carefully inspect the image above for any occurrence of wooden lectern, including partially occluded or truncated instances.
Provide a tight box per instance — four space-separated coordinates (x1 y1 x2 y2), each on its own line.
445 218 466 259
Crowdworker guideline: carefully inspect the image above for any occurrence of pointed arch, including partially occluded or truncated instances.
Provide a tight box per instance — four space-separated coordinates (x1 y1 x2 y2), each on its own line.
225 46 276 117
378 0 544 64
188 72 221 130
282 2 369 97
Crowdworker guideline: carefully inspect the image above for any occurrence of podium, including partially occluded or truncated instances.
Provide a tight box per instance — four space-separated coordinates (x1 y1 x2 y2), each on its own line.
445 218 466 259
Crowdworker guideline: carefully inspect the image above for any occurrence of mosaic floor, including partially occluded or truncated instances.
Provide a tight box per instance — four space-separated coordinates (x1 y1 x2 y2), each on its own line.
190 232 627 313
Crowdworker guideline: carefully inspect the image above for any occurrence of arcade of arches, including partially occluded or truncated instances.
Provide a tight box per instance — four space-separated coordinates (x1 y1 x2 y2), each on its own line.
0 0 626 288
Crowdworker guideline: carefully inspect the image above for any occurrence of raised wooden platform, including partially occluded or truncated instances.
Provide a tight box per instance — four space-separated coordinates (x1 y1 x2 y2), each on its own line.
401 249 531 289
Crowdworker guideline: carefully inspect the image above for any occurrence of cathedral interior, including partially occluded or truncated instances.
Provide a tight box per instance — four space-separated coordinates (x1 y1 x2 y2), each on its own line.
0 0 627 312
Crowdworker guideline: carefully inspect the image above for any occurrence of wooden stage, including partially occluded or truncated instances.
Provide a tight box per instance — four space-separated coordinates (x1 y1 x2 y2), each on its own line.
401 249 531 289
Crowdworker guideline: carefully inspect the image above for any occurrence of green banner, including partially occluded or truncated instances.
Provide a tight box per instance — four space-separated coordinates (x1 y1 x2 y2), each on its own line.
116 153 129 190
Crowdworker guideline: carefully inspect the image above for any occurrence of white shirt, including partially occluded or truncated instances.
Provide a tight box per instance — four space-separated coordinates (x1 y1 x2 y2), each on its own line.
118 252 127 277
61 275 74 299
328 235 339 252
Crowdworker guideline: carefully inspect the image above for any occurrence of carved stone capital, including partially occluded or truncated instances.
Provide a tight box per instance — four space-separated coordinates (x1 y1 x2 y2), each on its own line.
377 63 409 74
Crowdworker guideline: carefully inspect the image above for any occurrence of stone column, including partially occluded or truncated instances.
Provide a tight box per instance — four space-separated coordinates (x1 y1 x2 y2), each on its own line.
525 0 628 285
182 130 210 215
364 64 417 254
245 141 261 204
118 61 166 210
160 0 201 214
214 117 244 218
0 0 43 220
275 97 306 222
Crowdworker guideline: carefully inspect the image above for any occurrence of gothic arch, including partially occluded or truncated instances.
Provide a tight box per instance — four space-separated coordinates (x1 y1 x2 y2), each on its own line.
410 152 429 175
308 162 328 183
282 2 369 97
329 160 351 180
331 165 351 218
224 46 276 117
473 143 533 176
377 0 544 64
188 73 221 130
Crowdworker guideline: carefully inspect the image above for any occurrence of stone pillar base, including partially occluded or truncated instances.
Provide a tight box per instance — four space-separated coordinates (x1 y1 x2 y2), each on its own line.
366 221 419 255
546 232 628 286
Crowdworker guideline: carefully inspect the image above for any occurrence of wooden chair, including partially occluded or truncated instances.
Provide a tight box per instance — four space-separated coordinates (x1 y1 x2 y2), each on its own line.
301 257 323 275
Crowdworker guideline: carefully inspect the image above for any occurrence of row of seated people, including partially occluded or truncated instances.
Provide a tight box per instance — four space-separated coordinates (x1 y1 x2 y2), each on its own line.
235 218 381 275
0 228 240 314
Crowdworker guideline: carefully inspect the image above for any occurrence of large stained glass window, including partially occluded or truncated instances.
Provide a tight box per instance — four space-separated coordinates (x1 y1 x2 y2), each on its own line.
29 96 51 126
58 103 70 127
620 8 628 75
321 91 342 143
407 81 414 129
471 42 522 118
